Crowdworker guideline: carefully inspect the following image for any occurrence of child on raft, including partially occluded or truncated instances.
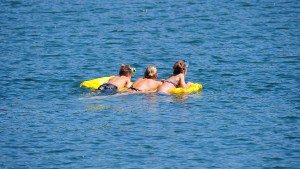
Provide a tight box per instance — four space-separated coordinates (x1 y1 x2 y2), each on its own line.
128 65 163 92
98 64 133 92
157 60 192 93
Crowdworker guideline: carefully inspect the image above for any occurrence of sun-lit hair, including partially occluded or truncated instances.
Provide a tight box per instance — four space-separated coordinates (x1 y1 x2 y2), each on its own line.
119 64 133 76
144 66 157 78
173 60 187 75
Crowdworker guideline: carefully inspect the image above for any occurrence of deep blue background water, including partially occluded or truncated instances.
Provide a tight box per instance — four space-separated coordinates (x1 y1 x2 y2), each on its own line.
1 0 299 168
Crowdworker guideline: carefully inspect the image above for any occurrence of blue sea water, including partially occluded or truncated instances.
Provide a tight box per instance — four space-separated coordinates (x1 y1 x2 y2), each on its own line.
0 0 299 168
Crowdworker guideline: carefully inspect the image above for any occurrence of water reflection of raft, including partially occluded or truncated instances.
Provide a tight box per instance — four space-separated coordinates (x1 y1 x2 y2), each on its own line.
80 76 202 94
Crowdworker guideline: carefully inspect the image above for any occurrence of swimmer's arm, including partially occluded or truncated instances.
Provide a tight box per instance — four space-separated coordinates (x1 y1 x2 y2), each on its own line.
126 78 132 88
186 81 193 87
178 74 192 89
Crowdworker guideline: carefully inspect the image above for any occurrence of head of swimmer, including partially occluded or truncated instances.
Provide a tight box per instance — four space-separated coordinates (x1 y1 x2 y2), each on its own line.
173 60 188 75
119 64 133 77
144 65 158 79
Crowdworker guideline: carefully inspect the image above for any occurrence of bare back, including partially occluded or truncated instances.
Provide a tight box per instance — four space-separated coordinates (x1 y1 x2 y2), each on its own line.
157 73 191 93
132 78 162 91
107 76 131 89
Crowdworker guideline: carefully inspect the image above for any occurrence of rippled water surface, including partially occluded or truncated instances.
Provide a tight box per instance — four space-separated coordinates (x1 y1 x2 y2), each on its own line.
1 1 299 168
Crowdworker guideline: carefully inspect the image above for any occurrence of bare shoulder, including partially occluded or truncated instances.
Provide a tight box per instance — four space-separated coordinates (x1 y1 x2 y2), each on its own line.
172 73 184 82
107 76 119 83
120 76 130 81
178 73 185 79
121 76 128 79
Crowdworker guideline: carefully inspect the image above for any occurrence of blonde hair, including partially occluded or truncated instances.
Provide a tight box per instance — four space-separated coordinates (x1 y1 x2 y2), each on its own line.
144 66 157 78
119 64 133 76
173 60 187 75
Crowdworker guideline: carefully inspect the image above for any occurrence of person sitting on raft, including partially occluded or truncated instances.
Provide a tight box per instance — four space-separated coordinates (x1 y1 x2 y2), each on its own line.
98 64 133 92
129 65 163 92
157 60 192 93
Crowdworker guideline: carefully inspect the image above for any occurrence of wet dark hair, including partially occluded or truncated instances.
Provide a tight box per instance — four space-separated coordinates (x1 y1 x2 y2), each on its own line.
119 64 133 76
173 60 187 75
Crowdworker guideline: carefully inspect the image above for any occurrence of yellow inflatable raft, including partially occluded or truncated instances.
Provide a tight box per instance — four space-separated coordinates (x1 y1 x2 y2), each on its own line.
80 76 202 94
80 76 114 90
170 83 202 94
80 76 130 91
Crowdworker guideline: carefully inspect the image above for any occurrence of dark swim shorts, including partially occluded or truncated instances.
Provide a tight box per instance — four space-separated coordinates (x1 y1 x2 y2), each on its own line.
98 83 118 93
